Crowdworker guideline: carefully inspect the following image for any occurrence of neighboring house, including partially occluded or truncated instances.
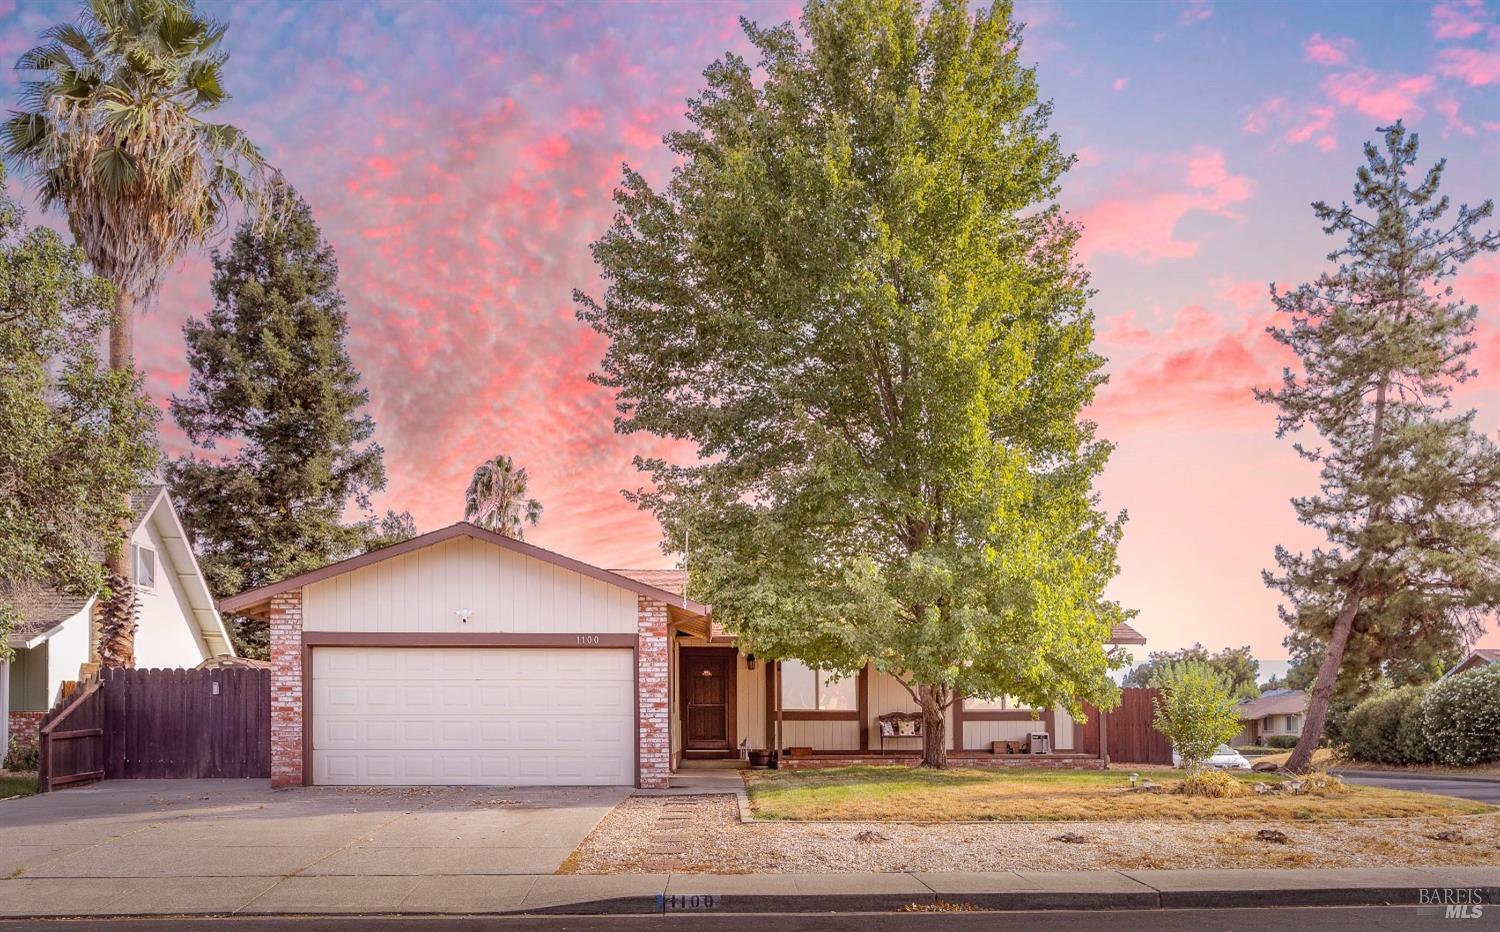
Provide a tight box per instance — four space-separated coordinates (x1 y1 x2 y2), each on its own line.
1443 649 1500 679
220 521 1147 789
1231 689 1308 747
2 486 236 762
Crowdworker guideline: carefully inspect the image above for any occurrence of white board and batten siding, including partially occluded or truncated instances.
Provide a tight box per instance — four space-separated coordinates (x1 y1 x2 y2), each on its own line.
302 535 639 634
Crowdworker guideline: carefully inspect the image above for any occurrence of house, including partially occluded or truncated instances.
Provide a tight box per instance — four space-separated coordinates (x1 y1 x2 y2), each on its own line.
219 521 1147 789
1231 689 1308 747
1443 649 1500 679
2 486 236 762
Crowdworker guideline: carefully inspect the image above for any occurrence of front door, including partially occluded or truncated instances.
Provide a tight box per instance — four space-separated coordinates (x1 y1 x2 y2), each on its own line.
682 649 734 752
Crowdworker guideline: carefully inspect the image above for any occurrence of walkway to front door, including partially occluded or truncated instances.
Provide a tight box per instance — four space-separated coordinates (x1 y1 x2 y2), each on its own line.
680 648 736 755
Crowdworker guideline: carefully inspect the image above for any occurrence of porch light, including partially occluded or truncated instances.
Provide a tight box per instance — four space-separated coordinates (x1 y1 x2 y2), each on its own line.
746 654 756 670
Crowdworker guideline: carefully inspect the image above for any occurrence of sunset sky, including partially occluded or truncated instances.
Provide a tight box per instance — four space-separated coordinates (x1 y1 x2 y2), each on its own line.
3 0 1499 666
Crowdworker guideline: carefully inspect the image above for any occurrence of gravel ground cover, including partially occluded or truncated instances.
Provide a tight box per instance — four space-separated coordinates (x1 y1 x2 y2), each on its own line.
565 793 1500 874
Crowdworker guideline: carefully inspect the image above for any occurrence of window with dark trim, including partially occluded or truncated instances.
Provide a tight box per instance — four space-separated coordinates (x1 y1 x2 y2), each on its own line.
779 659 856 710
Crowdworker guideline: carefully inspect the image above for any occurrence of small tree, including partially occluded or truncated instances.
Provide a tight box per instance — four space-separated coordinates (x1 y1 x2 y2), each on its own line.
0 162 158 659
366 510 417 551
1151 663 1243 772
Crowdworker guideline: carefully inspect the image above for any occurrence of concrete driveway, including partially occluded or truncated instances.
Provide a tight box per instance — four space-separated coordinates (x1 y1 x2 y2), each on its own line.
1336 769 1500 804
0 779 631 917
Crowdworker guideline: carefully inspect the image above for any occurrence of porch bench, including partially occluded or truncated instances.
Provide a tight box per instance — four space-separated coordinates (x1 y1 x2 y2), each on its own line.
877 712 924 751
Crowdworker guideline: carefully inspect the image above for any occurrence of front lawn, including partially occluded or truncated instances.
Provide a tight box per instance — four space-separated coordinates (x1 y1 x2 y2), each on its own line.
0 774 36 800
744 765 1491 822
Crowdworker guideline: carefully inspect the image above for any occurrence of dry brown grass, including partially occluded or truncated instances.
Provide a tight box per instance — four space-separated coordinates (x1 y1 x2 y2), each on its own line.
744 766 1492 822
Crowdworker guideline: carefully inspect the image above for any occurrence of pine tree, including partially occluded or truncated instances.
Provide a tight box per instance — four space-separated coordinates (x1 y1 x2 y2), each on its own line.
168 188 386 657
1258 122 1500 772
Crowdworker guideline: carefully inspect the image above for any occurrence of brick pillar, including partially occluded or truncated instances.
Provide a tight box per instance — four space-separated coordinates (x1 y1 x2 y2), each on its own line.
636 596 670 789
269 590 304 788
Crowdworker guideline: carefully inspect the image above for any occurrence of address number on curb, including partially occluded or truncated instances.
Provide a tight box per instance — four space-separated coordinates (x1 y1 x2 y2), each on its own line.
658 894 721 911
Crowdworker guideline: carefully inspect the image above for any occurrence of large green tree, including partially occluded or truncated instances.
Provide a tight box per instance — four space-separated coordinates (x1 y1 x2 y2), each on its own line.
1123 643 1260 701
0 163 157 659
6 0 274 664
578 0 1127 768
167 189 386 657
1258 123 1500 772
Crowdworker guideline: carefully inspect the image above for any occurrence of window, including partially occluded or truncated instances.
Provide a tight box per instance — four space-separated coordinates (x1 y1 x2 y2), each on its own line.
132 545 156 590
779 659 857 711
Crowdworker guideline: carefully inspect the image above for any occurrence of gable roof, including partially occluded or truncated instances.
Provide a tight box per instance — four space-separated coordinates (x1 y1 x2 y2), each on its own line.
2 486 234 655
220 522 712 620
1236 689 1307 720
1 585 95 647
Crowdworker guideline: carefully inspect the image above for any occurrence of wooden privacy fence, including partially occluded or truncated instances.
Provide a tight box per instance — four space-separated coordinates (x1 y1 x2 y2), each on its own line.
1106 687 1174 765
37 667 271 792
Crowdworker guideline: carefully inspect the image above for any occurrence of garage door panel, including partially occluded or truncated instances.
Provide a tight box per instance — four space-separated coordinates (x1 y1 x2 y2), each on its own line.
311 647 634 786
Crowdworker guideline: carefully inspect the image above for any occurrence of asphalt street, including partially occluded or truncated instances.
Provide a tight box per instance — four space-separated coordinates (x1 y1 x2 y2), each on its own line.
1337 768 1500 804
0 906 1461 931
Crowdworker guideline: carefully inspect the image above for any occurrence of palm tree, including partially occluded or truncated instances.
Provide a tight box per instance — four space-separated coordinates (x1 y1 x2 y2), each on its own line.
465 455 543 540
5 0 275 666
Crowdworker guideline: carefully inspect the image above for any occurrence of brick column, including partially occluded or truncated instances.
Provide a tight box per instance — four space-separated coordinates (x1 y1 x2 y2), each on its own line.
636 596 670 789
269 590 304 788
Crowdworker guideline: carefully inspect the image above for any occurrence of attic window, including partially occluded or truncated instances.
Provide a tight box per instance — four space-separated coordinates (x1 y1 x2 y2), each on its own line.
133 544 157 590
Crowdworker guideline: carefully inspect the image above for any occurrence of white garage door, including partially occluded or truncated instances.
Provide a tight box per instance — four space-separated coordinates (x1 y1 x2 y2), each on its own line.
311 647 634 786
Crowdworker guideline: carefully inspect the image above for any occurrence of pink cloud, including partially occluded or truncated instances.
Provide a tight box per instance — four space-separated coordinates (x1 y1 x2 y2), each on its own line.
1431 0 1490 40
1242 98 1284 134
1436 36 1500 86
1302 33 1354 66
1321 70 1435 119
1077 147 1255 264
1213 276 1268 311
1112 77 1128 92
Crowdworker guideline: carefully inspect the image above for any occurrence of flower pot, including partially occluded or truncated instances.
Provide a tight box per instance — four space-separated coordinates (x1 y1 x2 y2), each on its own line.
748 750 771 769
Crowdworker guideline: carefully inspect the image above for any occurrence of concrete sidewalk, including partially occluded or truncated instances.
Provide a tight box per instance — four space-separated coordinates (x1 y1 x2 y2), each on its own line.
0 866 1495 917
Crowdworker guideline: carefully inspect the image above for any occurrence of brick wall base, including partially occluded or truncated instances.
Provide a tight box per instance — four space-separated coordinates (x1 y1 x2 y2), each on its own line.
4 712 45 768
269 590 305 788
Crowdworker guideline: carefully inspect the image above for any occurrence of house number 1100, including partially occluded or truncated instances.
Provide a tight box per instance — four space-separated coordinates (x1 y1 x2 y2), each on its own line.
575 635 600 645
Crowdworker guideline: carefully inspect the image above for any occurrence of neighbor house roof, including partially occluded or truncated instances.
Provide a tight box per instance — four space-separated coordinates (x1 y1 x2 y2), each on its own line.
0 485 165 647
1236 689 1308 720
1445 648 1500 679
220 523 712 622
1 585 95 646
2 486 235 655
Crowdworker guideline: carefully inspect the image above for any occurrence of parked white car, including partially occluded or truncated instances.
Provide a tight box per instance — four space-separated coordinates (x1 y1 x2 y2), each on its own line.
1172 744 1252 770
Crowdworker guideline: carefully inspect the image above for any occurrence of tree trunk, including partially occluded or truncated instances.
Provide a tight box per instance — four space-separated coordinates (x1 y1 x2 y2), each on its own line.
98 289 137 667
918 684 948 769
1284 591 1360 772
1286 378 1388 773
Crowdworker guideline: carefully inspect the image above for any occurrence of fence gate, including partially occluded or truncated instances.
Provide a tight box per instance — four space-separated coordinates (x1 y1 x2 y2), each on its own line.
37 667 270 791
1106 687 1175 765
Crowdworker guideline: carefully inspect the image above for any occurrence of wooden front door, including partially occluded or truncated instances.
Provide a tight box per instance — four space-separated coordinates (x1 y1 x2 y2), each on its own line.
681 649 734 752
